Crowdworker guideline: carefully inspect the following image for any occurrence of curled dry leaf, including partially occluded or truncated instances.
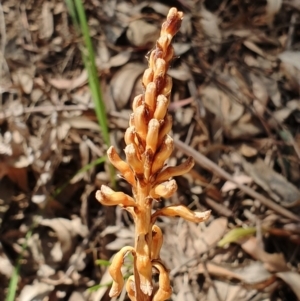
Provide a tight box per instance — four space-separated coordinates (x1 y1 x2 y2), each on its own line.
40 218 88 263
276 271 300 300
19 282 54 301
49 70 88 90
127 20 159 48
198 261 274 286
242 158 300 207
110 63 145 110
193 217 228 254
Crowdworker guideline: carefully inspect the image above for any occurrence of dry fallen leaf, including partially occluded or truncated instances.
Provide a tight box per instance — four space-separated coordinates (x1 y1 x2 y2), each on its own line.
276 271 300 299
40 218 88 263
198 261 274 286
126 20 159 48
49 70 88 90
206 280 250 301
193 217 228 253
110 63 145 110
240 236 288 273
242 158 300 207
19 282 54 301
199 6 222 52
39 1 54 40
278 51 300 91
266 0 283 26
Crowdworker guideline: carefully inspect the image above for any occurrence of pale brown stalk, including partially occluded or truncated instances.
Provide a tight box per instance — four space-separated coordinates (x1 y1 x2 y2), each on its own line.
95 8 211 301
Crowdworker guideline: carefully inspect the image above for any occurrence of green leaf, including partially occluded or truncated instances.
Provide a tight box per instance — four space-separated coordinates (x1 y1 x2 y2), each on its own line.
217 227 256 247
89 282 113 292
95 259 111 267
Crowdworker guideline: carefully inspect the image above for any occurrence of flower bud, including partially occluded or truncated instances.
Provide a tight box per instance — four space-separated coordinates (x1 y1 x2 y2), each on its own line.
108 246 135 297
154 59 166 94
124 126 136 146
164 45 174 65
107 146 135 187
151 225 163 260
96 186 136 207
152 205 211 223
154 95 169 120
158 114 173 145
143 68 154 87
134 104 148 142
161 7 183 37
144 82 156 116
149 51 156 71
132 94 143 112
125 144 144 176
161 75 172 97
152 261 172 301
151 135 174 175
144 150 154 181
154 156 194 184
157 36 171 56
146 119 160 154
150 179 177 199
153 58 167 80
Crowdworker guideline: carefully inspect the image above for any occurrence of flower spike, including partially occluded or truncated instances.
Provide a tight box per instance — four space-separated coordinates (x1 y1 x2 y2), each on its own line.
95 8 211 300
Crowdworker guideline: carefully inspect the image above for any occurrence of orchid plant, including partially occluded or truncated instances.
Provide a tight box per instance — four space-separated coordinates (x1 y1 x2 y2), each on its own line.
96 8 211 301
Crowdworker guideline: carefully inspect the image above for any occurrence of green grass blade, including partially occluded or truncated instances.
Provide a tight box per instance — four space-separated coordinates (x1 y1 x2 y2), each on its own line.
5 226 35 301
73 0 110 146
65 0 116 186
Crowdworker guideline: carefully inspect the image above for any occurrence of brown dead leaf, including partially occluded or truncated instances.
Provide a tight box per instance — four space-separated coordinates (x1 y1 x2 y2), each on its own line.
6 166 28 192
279 51 300 92
19 282 54 301
240 236 288 272
40 218 88 263
207 280 250 301
242 158 300 207
49 70 88 90
12 68 35 94
276 271 300 299
221 174 253 193
239 144 258 157
200 6 222 52
266 0 283 26
199 261 274 286
68 291 86 301
64 116 100 131
39 2 54 40
110 63 145 110
126 20 159 48
243 40 276 61
105 50 131 68
193 217 228 253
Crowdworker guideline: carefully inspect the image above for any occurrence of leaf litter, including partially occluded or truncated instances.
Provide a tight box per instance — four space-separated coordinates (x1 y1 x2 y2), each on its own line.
0 0 300 300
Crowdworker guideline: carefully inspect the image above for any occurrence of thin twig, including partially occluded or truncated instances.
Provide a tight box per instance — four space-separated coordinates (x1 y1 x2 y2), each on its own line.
174 139 300 222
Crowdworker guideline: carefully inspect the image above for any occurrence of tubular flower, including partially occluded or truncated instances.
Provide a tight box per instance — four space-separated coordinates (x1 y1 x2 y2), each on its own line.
95 7 211 301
